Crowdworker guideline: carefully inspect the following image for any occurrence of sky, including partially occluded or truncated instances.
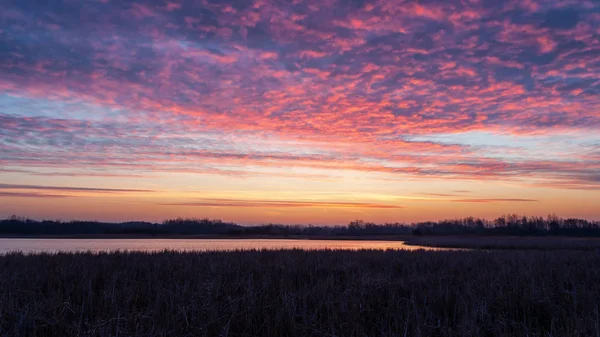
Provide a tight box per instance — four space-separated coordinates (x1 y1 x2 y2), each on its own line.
1 0 599 224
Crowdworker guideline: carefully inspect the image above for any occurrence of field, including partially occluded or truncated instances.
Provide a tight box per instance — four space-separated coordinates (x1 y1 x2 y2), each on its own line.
405 236 600 250
1 249 600 337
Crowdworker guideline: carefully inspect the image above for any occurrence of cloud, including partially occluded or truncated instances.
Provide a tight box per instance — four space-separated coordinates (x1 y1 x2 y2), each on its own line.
0 0 599 191
0 191 69 198
418 193 462 197
0 184 155 193
451 198 538 203
163 198 403 209
0 167 150 178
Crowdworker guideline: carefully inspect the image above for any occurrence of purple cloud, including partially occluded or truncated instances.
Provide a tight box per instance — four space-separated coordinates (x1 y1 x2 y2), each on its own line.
0 0 599 191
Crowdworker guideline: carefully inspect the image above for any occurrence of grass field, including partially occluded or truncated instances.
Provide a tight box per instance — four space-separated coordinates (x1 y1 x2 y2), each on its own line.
405 236 600 250
1 249 600 337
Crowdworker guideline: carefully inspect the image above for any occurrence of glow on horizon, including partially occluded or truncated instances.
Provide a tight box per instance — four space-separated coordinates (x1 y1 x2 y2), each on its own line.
1 0 599 224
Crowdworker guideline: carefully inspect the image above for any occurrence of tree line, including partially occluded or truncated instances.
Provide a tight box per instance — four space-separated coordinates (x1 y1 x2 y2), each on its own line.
1 214 599 237
412 214 600 236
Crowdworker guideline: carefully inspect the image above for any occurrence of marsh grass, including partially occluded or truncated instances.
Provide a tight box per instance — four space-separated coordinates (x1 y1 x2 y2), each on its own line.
405 236 600 250
1 249 599 336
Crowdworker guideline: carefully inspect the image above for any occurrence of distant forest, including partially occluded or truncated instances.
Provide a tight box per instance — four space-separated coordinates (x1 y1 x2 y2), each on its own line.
1 214 600 237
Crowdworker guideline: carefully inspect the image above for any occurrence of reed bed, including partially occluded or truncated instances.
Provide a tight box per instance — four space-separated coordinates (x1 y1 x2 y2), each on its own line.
405 236 600 250
1 249 599 337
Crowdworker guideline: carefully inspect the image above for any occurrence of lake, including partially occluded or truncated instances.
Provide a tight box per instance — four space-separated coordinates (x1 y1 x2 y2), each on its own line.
0 238 444 254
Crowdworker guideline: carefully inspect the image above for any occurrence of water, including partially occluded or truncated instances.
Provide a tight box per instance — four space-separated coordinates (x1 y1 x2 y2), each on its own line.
0 238 445 254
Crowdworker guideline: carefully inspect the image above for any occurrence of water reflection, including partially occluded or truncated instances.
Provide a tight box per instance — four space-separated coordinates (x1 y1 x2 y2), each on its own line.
0 238 450 254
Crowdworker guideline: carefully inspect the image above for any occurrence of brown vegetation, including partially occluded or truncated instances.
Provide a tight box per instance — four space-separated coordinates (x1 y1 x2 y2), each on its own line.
405 236 600 250
1 249 599 336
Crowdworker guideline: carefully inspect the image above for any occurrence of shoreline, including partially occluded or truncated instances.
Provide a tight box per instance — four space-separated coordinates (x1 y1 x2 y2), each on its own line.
0 234 411 241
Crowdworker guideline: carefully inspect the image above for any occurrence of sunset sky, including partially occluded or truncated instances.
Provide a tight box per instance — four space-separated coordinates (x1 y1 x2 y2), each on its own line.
1 0 599 224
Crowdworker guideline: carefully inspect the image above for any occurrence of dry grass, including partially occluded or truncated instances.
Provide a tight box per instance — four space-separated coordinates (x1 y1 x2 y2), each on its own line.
1 249 600 336
405 236 600 250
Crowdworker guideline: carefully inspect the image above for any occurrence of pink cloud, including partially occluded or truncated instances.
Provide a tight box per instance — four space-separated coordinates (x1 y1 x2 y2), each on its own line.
1 0 599 192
